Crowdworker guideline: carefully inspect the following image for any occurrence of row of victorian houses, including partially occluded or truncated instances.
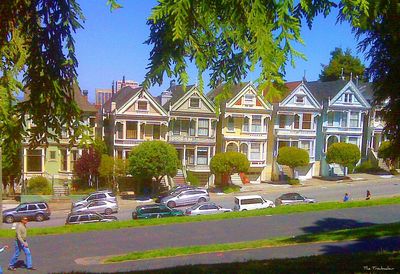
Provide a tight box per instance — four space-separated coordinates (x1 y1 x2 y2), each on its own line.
21 78 388 187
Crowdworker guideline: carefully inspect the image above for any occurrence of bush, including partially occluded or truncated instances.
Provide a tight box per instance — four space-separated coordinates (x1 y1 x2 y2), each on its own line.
326 143 361 174
222 184 241 194
354 161 384 174
378 141 399 169
186 171 200 187
210 152 250 185
390 169 399 175
277 147 309 178
288 178 300 185
70 188 97 195
27 176 52 195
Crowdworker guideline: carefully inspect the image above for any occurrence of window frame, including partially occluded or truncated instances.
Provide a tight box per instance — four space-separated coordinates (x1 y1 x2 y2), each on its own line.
189 97 200 108
137 100 149 111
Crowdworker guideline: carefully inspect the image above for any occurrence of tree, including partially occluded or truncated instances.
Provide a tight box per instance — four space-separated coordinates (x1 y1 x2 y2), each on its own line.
210 152 250 186
74 146 101 189
277 147 309 179
326 143 361 175
378 141 398 170
128 141 180 193
98 154 114 188
319 47 366 82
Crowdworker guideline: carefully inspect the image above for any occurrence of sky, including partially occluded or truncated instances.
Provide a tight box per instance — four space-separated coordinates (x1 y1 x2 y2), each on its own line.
74 1 368 103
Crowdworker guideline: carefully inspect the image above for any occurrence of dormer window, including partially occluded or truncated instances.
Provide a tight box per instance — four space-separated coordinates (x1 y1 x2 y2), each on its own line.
189 97 200 108
344 93 353 103
137 100 148 111
295 95 305 104
244 94 255 106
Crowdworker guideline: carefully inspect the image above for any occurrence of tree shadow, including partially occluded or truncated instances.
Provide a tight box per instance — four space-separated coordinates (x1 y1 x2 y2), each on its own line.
321 236 400 254
301 217 376 234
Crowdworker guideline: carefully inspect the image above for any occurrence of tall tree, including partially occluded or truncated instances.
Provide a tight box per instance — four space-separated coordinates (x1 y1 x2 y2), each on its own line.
74 146 101 188
319 47 366 82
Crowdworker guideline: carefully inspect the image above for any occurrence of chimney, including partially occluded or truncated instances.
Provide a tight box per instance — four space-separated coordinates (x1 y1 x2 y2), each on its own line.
170 79 176 92
82 89 88 99
160 90 173 106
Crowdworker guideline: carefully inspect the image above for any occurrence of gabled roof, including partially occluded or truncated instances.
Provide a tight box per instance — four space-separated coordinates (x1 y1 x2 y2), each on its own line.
103 86 142 112
207 82 249 101
304 79 348 104
279 81 321 109
166 85 215 112
162 84 195 109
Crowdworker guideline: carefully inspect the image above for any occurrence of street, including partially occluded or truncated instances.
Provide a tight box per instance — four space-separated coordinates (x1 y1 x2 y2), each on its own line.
4 177 400 228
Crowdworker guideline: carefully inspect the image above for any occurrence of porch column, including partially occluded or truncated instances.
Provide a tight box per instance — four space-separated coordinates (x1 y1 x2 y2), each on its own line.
137 121 141 140
123 121 126 139
183 145 186 166
207 146 211 165
41 148 45 173
66 149 70 172
194 145 198 166
208 118 211 137
195 118 199 137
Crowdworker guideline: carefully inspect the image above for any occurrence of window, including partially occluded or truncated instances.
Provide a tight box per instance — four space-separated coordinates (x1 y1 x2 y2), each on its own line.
173 120 180 135
240 143 248 156
189 120 196 136
299 141 311 156
279 115 286 128
294 115 300 129
27 149 42 172
197 147 209 165
70 150 78 171
153 125 161 139
302 114 312 129
97 193 106 199
244 94 255 106
189 97 200 108
69 216 78 223
327 112 334 126
126 121 138 139
186 149 195 165
50 151 56 160
17 205 27 212
350 112 359 127
227 116 234 131
341 112 348 127
79 215 89 222
344 93 353 103
278 141 290 148
90 214 101 221
250 143 261 160
198 119 209 136
295 95 305 103
38 204 47 209
243 117 250 132
181 120 189 134
137 100 148 111
89 117 96 127
348 137 358 145
116 122 123 139
251 115 262 132
28 205 37 210
60 149 68 171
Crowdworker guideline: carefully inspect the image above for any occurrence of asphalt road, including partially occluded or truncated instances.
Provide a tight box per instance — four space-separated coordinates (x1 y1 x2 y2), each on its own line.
4 177 400 228
1 204 400 273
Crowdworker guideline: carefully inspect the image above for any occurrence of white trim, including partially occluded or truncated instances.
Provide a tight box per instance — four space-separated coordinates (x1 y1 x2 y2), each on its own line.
329 81 371 108
279 82 322 109
227 83 273 110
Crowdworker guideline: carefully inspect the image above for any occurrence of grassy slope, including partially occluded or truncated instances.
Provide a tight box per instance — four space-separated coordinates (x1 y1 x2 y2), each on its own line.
1 196 399 238
106 222 400 263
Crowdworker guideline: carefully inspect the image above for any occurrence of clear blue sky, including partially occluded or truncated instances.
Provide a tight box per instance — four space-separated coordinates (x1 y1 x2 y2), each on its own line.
74 1 367 103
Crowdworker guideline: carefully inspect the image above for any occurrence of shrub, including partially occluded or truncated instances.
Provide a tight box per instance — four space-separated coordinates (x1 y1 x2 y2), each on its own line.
288 178 300 185
277 147 309 178
390 169 399 175
222 185 241 194
326 143 361 175
378 141 399 169
186 171 200 187
210 152 250 185
354 161 384 174
27 176 52 195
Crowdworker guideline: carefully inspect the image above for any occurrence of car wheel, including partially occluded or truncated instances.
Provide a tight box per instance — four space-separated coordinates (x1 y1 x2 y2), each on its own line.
242 209 247 211
105 208 113 215
35 213 44 222
167 201 176 208
198 197 206 203
156 214 161 218
5 215 14 224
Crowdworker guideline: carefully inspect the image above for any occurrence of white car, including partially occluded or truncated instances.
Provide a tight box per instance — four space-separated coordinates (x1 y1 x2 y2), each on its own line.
72 200 118 215
185 202 232 216
233 195 275 211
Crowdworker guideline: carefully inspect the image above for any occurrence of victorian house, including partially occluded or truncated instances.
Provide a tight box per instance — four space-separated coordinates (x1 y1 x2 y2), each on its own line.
208 82 273 183
102 86 169 159
159 82 217 185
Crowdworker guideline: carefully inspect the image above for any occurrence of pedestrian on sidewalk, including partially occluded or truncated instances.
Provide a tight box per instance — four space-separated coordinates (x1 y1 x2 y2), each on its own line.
8 217 36 271
366 190 371 200
343 193 350 202
0 244 9 274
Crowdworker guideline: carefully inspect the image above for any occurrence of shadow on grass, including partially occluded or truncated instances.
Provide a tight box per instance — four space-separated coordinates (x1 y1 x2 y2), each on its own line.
301 217 376 234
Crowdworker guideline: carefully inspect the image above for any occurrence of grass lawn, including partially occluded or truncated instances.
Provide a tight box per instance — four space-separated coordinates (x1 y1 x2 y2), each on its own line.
1 196 399 238
105 222 400 263
54 251 400 273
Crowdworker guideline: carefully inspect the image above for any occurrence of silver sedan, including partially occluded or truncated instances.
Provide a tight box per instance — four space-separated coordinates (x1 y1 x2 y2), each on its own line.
185 202 232 216
72 200 118 215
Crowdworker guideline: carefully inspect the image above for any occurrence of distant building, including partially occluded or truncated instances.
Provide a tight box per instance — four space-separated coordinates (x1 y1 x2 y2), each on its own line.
95 88 113 106
95 77 140 107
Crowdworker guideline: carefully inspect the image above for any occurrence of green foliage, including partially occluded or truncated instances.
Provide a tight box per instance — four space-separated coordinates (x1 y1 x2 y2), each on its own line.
326 143 361 172
319 47 366 82
277 147 309 169
378 141 398 170
288 178 300 185
210 152 250 176
222 185 241 194
390 169 399 176
354 160 384 174
128 141 180 184
186 171 200 187
27 176 51 195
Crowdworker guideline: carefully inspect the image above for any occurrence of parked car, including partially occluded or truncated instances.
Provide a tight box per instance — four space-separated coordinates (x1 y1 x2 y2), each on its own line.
160 188 210 208
275 193 316 205
155 185 195 203
66 211 118 225
72 200 118 215
72 190 117 208
3 202 51 223
185 202 232 216
233 195 275 211
132 204 184 219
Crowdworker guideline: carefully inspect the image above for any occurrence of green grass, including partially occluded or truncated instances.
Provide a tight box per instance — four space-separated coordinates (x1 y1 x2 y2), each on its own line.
106 222 400 263
56 251 400 274
1 195 399 238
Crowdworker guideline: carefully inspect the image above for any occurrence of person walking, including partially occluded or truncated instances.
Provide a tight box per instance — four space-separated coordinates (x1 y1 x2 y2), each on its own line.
366 190 371 200
8 217 35 271
0 245 9 274
343 193 350 202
